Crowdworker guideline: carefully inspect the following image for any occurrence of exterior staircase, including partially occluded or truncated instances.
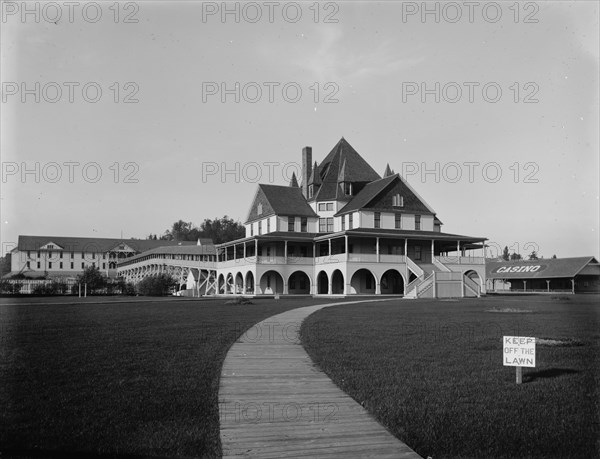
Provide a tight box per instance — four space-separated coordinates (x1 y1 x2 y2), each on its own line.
404 258 481 299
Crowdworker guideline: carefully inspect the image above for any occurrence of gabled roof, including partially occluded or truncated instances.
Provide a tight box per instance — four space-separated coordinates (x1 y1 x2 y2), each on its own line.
15 235 198 253
121 244 216 264
486 257 599 279
312 137 381 201
335 174 436 216
289 172 299 188
383 164 393 177
245 184 319 223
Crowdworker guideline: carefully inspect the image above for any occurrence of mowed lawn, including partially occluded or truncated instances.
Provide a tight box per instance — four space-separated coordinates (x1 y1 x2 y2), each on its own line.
300 294 600 459
0 296 342 458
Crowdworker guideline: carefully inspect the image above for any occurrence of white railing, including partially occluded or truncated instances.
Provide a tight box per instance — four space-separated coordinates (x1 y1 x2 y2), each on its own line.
416 273 434 296
464 276 481 296
405 257 424 278
379 254 406 263
432 257 452 272
348 253 377 263
437 256 485 265
315 254 346 264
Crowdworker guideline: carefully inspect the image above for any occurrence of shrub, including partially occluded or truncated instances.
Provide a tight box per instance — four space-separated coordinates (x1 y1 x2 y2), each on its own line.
137 274 177 296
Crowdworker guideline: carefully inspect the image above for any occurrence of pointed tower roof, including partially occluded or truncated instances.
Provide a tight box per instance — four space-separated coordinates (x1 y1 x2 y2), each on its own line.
383 163 393 177
289 172 299 188
308 161 321 185
312 137 381 201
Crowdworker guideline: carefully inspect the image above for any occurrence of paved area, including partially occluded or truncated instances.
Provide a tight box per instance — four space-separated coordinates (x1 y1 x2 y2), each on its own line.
219 300 423 458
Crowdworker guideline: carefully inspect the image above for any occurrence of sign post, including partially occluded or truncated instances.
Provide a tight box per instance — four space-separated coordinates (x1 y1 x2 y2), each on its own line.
503 336 536 384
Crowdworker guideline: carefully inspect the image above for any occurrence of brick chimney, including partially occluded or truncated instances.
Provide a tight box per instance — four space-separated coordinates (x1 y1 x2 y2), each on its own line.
301 146 312 198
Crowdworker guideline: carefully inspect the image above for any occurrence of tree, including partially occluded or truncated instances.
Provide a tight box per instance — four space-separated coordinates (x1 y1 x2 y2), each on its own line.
76 266 107 293
137 273 176 296
198 216 245 244
502 246 510 261
552 254 557 259
528 251 539 260
510 252 522 261
0 254 11 277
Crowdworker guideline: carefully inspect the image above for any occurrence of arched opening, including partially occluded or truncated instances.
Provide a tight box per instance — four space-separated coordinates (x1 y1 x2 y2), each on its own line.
226 273 234 294
235 272 244 294
331 270 344 294
350 268 376 294
259 270 284 294
288 271 311 294
381 269 404 294
245 271 255 294
317 271 329 294
408 271 418 283
217 274 225 294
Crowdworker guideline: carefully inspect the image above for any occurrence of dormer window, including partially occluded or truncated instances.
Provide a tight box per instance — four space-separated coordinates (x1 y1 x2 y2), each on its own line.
257 203 263 215
342 182 353 196
308 185 313 199
393 194 404 207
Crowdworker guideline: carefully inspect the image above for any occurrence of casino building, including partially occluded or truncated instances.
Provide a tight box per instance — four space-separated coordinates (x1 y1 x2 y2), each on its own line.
486 257 600 293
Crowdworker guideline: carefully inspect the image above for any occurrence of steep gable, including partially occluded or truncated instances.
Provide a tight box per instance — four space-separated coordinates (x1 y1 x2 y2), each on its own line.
336 174 435 216
245 184 318 223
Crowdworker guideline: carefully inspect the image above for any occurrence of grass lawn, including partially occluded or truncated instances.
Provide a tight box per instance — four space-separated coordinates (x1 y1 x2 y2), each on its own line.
300 294 600 459
0 296 344 458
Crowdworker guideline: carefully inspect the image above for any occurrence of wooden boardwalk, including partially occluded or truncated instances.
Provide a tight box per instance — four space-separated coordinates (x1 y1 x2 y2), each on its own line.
219 300 422 458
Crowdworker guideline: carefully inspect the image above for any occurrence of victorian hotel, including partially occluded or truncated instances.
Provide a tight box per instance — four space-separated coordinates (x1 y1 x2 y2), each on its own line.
126 138 485 298
14 139 488 298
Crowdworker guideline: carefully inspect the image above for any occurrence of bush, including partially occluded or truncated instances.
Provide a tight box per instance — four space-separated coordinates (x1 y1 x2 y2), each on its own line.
32 281 69 296
137 274 176 296
0 279 21 294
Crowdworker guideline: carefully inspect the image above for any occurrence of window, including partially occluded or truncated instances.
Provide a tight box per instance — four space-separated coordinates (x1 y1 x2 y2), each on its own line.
267 218 271 233
60 252 63 259
327 217 333 232
71 262 74 269
349 214 353 229
59 262 63 269
71 252 74 259
27 261 30 268
393 194 404 207
415 245 422 260
27 250 31 258
374 212 381 228
308 185 313 198
49 262 52 269
326 203 334 211
103 263 106 269
250 224 254 236
37 251 40 258
258 221 262 235
319 218 327 233
318 203 326 211
288 216 295 232
301 217 307 232
102 253 106 259
341 216 345 231
92 252 96 259
82 262 85 268
48 245 54 249
257 203 263 215
37 262 40 269
343 182 352 195
415 215 421 230
48 251 53 258
395 213 401 229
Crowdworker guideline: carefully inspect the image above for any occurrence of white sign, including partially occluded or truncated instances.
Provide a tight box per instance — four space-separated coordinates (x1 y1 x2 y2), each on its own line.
503 336 536 368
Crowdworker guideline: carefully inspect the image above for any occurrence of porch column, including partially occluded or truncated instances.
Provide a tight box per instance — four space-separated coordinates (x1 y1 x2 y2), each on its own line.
376 237 380 262
571 278 575 294
546 280 550 292
404 238 408 257
255 239 258 259
457 241 461 260
243 242 246 260
328 278 333 295
345 235 348 254
284 240 288 261
328 239 332 256
431 239 435 262
375 280 381 294
283 281 289 295
523 280 527 291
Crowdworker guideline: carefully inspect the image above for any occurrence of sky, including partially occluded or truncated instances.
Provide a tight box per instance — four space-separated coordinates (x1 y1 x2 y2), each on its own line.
1 1 598 259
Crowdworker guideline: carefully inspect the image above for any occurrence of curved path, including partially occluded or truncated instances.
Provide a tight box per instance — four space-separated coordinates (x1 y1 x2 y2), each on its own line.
219 300 422 458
